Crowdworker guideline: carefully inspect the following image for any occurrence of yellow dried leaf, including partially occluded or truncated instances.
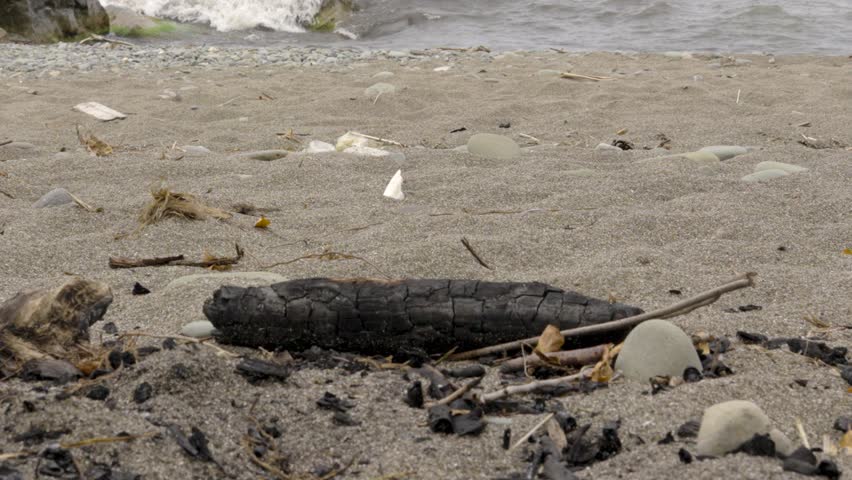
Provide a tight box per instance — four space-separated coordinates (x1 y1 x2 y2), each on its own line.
843 248 852 255
535 325 564 354
254 216 270 228
841 430 852 453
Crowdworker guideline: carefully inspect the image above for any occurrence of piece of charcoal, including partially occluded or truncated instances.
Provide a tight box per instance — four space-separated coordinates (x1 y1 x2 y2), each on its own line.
137 346 161 358
787 339 848 366
162 338 177 350
262 424 282 438
611 139 634 150
701 355 734 378
657 432 675 445
539 436 578 480
404 381 424 408
332 411 360 427
121 351 136 366
839 365 852 385
89 368 111 379
21 359 81 384
834 417 851 432
450 127 467 133
683 367 703 383
85 385 110 401
108 350 123 369
171 363 191 380
451 407 486 436
678 448 693 464
564 424 597 466
738 304 762 312
0 465 24 480
668 289 682 295
736 331 768 344
555 412 578 433
596 421 622 461
168 424 198 457
133 382 153 404
734 433 776 457
316 392 354 412
794 379 809 387
443 364 486 378
764 337 792 349
132 282 151 295
499 122 511 128
677 420 700 438
782 446 818 475
427 405 453 434
189 427 215 463
85 464 141 480
236 358 290 383
502 428 511 449
102 322 118 334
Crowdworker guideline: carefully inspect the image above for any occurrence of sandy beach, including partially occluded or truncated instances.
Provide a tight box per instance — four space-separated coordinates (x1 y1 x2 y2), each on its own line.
1 48 850 479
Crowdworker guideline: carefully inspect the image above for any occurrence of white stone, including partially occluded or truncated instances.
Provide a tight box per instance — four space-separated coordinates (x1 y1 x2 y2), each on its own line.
595 143 622 152
682 151 721 167
698 145 748 160
305 141 336 153
73 102 126 121
614 319 702 382
182 145 211 156
364 82 396 98
372 71 395 79
770 428 795 457
433 66 451 72
741 169 790 182
754 161 807 174
383 169 404 200
32 188 75 208
467 133 521 160
180 320 218 338
696 400 772 457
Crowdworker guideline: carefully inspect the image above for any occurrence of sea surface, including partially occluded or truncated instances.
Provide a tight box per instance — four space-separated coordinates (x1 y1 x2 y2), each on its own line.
100 0 852 54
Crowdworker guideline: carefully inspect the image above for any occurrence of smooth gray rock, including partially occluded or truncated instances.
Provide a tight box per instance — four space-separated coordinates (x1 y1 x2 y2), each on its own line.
364 82 396 98
32 188 74 208
698 145 748 160
614 319 702 382
467 133 521 160
741 169 790 182
180 320 218 338
754 161 807 174
232 150 288 161
696 400 772 457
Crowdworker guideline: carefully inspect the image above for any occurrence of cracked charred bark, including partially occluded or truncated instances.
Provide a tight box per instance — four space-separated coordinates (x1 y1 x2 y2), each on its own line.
204 278 643 355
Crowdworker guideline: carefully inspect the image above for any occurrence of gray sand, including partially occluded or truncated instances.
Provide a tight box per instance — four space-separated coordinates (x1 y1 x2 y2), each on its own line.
1 50 850 479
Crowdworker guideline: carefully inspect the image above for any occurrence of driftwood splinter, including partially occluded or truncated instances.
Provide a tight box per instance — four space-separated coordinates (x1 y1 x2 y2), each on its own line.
205 278 642 355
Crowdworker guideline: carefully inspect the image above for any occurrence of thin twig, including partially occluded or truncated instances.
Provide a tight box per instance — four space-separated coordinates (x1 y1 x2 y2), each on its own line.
736 89 742 105
67 191 99 212
519 133 541 144
349 131 406 147
0 140 12 147
119 332 240 358
499 345 607 373
510 413 555 450
425 377 482 408
480 371 589 403
450 273 756 361
0 189 14 199
79 34 135 47
795 418 811 449
460 236 493 270
217 95 243 108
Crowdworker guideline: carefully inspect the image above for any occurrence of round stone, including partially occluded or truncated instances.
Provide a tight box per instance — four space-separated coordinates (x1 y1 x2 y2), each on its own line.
364 82 396 98
741 169 790 182
180 320 218 338
696 400 772 457
32 188 75 208
467 133 520 160
613 319 702 382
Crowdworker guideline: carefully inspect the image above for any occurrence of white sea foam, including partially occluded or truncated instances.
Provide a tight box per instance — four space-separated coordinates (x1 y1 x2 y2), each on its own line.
100 0 325 32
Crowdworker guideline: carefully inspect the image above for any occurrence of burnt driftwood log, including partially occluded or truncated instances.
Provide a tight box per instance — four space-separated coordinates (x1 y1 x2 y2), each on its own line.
204 278 642 355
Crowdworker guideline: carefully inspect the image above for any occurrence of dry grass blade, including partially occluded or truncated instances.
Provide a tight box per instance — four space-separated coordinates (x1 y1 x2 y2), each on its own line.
263 247 390 279
561 72 614 81
139 187 231 228
76 125 113 157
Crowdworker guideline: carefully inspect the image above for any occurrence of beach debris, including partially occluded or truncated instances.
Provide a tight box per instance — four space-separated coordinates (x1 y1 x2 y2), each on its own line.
612 319 702 382
782 446 842 478
536 69 562 77
383 169 404 200
754 161 808 174
460 236 493 270
21 358 83 383
594 142 622 152
109 244 244 270
499 345 607 374
254 216 270 228
336 131 374 150
610 139 633 150
535 325 565 354
696 400 772 457
0 278 112 374
798 134 845 150
735 332 848 366
137 187 231 228
317 392 354 413
180 320 217 338
304 140 336 153
205 278 642 355
698 145 747 160
434 66 451 72
560 72 613 81
231 150 288 161
467 133 520 160
133 381 153 403
76 125 113 156
31 188 74 208
132 282 151 295
73 102 126 121
236 358 290 383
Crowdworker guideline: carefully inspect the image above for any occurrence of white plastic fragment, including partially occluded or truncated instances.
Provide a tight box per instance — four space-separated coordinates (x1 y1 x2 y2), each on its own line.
305 140 336 153
383 169 404 200
336 131 373 151
73 102 126 121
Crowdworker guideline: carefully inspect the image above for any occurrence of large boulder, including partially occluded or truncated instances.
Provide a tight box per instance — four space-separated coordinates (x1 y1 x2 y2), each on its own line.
0 0 110 43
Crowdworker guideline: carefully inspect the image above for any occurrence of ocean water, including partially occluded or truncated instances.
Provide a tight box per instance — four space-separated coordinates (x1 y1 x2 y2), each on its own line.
100 0 852 54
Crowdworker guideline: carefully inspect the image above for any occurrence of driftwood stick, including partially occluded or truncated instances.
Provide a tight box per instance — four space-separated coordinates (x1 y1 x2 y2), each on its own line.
499 345 607 373
109 244 244 269
510 413 555 450
425 376 483 408
480 371 589 403
450 272 756 361
460 236 493 270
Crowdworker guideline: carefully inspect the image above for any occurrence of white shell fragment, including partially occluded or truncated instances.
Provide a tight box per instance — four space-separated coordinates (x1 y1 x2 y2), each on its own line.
336 132 373 151
73 102 126 121
383 169 404 200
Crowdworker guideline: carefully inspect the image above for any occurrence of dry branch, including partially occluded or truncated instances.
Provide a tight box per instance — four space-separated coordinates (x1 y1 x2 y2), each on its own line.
499 345 607 373
460 236 493 270
109 244 244 269
479 371 589 403
449 273 756 361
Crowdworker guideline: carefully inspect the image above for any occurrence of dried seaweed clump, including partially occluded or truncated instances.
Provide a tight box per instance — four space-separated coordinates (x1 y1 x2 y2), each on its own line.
139 187 231 227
